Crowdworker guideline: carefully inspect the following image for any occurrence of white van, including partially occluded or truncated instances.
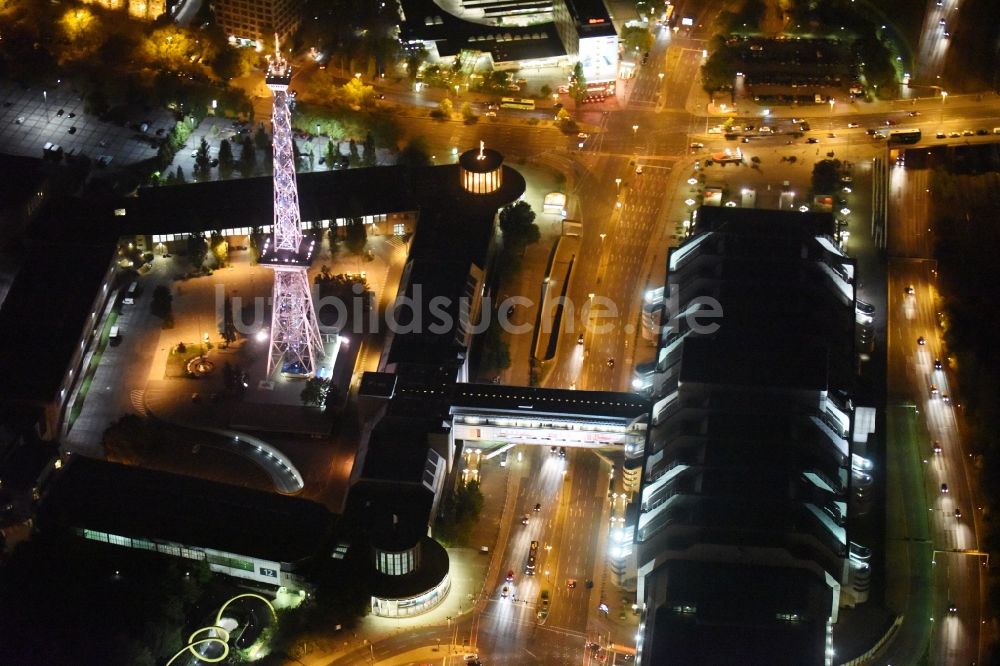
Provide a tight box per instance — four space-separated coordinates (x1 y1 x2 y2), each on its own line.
109 325 120 340
758 126 773 135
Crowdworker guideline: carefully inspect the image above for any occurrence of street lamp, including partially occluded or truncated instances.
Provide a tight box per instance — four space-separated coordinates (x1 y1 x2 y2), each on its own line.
615 177 622 191
632 124 639 135
940 90 948 123
600 233 606 242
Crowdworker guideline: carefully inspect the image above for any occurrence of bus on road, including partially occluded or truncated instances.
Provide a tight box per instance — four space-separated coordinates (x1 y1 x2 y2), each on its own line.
500 97 535 110
525 540 538 575
888 129 921 144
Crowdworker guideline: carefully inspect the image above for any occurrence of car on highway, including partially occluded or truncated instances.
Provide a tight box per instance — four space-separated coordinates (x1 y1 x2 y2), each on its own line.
534 502 542 512
955 508 962 519
930 384 939 396
936 131 946 138
847 122 860 128
934 358 943 370
690 142 705 151
501 585 509 598
521 514 529 525
963 129 974 136
566 579 577 588
942 393 950 403
918 336 926 345
635 164 644 174
908 111 921 117
577 132 589 139
939 18 946 25
578 333 585 345
559 446 566 457
941 483 949 493
506 569 514 582
933 441 943 455
607 357 615 368
948 601 958 613
977 128 989 135
807 137 819 143
906 284 915 295
949 131 961 138
884 119 898 126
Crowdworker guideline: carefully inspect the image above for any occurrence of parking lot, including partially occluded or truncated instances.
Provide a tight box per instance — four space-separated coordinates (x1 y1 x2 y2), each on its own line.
0 79 174 167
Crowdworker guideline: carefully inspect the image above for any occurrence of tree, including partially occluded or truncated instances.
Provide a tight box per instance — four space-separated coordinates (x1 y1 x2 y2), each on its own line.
175 165 186 184
217 139 234 178
396 137 432 168
239 136 256 174
499 200 540 257
211 45 258 81
345 217 368 256
348 138 360 166
461 101 476 123
811 158 842 194
540 84 552 97
479 315 511 376
151 285 173 319
570 61 587 103
341 77 376 108
701 46 738 94
187 233 208 269
362 131 377 167
326 139 339 168
300 377 331 406
438 97 453 118
254 125 270 152
211 233 228 268
195 137 210 172
556 107 576 132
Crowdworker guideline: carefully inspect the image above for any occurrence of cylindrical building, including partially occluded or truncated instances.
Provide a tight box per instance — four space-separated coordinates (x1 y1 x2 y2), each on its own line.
459 144 504 194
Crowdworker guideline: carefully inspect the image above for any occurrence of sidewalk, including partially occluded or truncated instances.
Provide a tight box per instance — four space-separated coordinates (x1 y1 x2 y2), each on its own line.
684 69 997 120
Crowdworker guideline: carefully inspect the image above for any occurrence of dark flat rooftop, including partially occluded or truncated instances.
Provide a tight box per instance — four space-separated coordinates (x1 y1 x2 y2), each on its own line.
40 457 336 563
694 205 836 238
647 560 830 665
362 419 432 484
0 232 115 404
398 0 566 61
451 383 649 420
342 481 434 552
679 335 829 391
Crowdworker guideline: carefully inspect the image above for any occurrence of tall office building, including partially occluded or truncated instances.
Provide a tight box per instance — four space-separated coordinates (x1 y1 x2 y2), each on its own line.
215 0 302 46
633 207 873 665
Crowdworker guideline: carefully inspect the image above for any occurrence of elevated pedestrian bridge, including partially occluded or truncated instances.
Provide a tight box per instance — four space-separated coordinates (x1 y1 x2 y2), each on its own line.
449 384 649 453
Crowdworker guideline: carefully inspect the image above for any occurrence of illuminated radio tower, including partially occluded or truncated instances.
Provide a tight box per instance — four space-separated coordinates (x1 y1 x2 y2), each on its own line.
261 36 323 377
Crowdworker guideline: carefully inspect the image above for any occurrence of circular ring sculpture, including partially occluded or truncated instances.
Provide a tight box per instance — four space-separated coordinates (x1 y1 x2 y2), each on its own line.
165 593 277 665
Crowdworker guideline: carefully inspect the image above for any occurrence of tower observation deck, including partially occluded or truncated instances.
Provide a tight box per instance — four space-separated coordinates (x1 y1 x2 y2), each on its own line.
263 37 324 378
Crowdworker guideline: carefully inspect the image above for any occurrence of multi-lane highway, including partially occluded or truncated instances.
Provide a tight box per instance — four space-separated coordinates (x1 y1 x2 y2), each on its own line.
465 446 611 664
884 157 984 665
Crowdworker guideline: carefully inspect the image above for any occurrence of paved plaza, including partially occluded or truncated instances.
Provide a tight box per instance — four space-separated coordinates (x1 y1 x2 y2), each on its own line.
0 79 173 167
